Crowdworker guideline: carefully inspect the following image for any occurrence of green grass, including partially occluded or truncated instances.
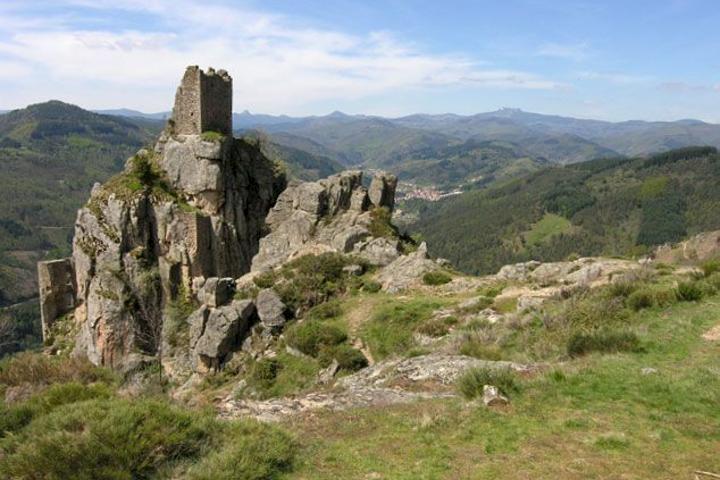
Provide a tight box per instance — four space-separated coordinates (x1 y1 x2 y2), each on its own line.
288 294 720 479
245 352 321 399
457 366 520 399
422 271 452 286
361 297 446 360
523 213 573 246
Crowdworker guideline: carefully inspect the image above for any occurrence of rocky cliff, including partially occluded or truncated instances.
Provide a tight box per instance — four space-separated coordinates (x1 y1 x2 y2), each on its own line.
37 66 415 377
38 67 285 371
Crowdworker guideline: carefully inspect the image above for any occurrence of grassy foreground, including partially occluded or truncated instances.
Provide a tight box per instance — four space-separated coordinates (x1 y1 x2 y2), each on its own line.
285 294 720 479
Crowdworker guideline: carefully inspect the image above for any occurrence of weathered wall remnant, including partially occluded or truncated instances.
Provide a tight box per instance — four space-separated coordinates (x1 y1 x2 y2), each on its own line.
38 258 76 338
171 66 232 135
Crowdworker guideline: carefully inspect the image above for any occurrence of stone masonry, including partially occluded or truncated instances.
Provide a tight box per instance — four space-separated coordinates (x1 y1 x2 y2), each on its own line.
171 66 232 135
38 258 76 339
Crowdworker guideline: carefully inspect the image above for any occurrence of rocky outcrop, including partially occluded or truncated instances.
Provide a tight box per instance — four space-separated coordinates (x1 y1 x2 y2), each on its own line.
654 230 720 264
251 170 399 272
38 67 285 371
376 242 440 293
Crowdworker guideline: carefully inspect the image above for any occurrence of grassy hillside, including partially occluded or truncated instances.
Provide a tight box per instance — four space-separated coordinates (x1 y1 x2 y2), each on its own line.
0 101 159 305
410 146 720 274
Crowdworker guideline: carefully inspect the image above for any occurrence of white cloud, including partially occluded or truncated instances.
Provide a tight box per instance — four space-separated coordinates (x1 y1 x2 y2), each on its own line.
0 0 566 113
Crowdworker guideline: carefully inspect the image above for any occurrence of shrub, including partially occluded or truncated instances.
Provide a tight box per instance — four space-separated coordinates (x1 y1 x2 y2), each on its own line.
676 281 703 302
368 207 398 239
318 344 368 372
567 330 642 357
477 282 506 299
422 271 452 286
701 259 720 278
626 289 655 311
275 253 353 312
284 321 347 357
250 358 283 388
0 397 213 479
0 352 115 388
457 367 519 399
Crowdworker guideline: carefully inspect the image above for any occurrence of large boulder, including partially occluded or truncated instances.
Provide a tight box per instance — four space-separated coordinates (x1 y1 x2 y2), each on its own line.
194 299 256 371
377 243 440 293
255 288 288 329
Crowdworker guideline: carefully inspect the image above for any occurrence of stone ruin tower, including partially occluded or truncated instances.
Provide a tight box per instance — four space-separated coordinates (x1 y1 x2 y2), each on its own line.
171 66 232 135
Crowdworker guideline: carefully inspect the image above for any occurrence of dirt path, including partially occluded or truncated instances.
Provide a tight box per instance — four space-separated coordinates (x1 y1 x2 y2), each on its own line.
343 295 384 365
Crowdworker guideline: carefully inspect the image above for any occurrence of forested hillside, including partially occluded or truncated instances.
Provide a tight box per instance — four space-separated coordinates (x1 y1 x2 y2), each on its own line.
410 146 720 274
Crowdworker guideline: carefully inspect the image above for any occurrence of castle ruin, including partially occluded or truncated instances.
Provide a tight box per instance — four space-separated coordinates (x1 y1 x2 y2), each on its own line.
171 66 232 135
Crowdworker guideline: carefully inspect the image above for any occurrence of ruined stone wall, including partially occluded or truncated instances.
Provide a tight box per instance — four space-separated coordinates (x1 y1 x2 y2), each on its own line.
38 258 76 340
171 66 232 135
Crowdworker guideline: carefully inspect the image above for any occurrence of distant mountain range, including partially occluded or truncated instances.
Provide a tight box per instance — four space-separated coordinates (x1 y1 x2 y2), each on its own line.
72 107 720 186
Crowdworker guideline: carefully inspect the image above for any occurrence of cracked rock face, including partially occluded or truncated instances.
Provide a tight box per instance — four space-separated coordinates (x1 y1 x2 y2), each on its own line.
251 170 399 272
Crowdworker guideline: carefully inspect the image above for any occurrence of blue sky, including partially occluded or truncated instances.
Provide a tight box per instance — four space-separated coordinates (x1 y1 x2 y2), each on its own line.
1 0 719 121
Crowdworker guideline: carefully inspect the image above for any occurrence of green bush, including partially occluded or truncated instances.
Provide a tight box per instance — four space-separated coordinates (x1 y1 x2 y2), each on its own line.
422 271 452 286
275 253 353 312
250 358 283 388
676 281 704 302
457 367 519 399
284 321 347 357
567 330 642 357
626 289 655 311
318 344 368 372
0 397 212 479
701 259 720 278
368 207 398 239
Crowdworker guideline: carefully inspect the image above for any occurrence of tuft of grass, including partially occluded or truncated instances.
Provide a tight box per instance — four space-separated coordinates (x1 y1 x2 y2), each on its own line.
361 298 444 359
200 131 224 142
459 340 504 361
416 316 458 337
422 271 452 286
457 366 520 399
567 330 642 357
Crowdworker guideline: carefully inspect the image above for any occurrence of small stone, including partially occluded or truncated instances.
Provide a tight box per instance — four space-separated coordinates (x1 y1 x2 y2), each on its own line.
318 359 340 384
641 367 658 375
482 385 509 406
